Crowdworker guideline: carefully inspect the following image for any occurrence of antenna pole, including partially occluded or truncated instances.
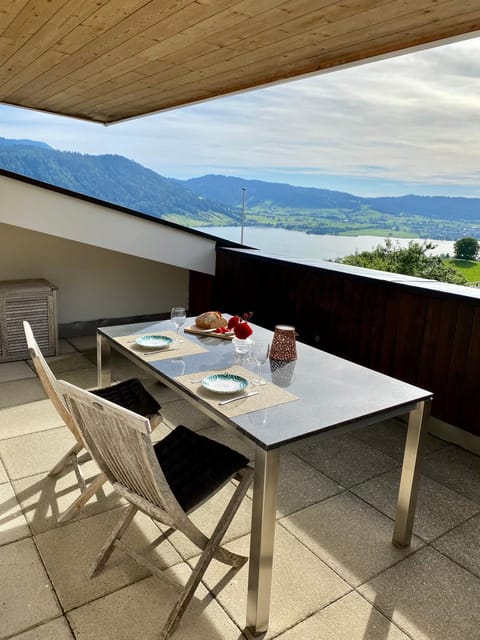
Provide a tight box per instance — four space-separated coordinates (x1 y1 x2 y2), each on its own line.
241 187 246 244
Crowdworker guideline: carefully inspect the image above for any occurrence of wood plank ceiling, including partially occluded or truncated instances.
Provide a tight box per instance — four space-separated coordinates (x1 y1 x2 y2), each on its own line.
0 0 479 124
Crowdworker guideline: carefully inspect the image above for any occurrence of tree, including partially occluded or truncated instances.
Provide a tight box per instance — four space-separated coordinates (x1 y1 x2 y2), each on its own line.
454 237 479 261
340 240 467 285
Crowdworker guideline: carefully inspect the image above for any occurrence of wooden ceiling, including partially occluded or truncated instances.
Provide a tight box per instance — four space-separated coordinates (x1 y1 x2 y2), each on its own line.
0 0 479 124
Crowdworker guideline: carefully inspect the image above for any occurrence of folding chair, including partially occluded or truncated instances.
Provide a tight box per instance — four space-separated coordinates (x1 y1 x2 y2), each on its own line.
23 320 162 523
59 379 253 640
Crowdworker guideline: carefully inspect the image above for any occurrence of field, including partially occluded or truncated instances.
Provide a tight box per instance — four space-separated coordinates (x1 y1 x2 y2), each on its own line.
166 204 480 242
443 259 480 282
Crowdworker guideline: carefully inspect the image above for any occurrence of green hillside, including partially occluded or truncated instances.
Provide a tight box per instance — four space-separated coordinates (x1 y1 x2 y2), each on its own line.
0 138 239 225
184 175 480 240
2 137 480 241
443 259 480 282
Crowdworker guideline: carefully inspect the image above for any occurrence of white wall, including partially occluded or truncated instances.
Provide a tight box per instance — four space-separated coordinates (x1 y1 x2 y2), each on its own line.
0 223 189 323
0 173 217 274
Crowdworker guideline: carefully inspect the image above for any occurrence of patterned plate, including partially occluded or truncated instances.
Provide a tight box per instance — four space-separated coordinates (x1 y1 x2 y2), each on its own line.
201 373 248 394
135 335 173 349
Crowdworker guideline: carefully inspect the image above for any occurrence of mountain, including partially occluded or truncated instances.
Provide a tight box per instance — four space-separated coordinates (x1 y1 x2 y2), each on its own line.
1 137 480 240
0 136 52 150
183 174 480 223
0 138 238 224
367 194 480 222
183 174 362 210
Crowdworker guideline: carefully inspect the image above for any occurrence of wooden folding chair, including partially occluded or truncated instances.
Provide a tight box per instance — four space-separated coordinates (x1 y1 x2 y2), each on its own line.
59 379 253 640
23 320 162 523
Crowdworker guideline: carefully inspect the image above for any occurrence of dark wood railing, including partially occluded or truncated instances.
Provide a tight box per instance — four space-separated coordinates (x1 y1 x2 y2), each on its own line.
210 247 480 438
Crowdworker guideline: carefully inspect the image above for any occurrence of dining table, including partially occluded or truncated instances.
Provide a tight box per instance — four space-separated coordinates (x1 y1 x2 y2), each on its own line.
96 316 433 636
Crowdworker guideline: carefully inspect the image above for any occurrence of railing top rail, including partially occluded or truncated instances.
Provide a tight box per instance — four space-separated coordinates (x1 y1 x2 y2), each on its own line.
218 247 480 303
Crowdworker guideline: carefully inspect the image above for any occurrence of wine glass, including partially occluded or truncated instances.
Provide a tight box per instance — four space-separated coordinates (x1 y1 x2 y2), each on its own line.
251 340 270 386
170 307 186 342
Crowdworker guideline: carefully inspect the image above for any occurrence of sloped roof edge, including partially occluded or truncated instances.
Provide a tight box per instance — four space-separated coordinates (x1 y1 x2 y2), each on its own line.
0 167 245 249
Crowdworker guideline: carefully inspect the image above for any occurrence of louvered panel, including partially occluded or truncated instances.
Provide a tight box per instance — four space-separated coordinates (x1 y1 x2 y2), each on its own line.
0 279 58 362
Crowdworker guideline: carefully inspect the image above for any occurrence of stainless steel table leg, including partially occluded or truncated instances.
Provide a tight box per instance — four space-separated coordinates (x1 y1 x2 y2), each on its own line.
97 333 111 387
246 446 280 635
393 399 432 547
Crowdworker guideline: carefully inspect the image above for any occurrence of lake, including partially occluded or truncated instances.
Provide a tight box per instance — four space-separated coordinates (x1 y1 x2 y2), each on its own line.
202 226 455 261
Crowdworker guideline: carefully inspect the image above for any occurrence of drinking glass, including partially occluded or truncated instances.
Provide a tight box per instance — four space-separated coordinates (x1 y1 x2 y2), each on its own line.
251 340 270 385
171 307 186 341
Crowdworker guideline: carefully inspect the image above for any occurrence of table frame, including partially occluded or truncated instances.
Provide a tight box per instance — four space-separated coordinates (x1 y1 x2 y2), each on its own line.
97 330 432 635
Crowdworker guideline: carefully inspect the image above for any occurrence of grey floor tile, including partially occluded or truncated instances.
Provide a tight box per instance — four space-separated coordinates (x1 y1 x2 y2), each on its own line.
0 427 76 480
67 569 243 640
0 377 46 408
43 352 95 374
0 457 8 483
0 538 61 637
35 505 182 611
202 526 350 639
423 445 480 503
155 481 253 560
59 339 77 354
160 398 218 431
350 418 448 461
111 360 154 383
200 424 256 460
276 591 409 640
433 513 480 578
0 482 31 546
0 360 36 383
82 346 137 366
66 336 97 351
8 617 74 639
359 547 480 640
143 380 182 404
296 433 399 487
80 348 102 365
12 459 124 534
57 368 99 390
148 419 173 444
0 398 64 440
351 468 480 542
281 492 423 586
276 452 344 517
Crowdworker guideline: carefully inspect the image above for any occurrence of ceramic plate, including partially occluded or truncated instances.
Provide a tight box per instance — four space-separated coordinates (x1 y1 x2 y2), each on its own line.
135 335 173 349
201 373 248 394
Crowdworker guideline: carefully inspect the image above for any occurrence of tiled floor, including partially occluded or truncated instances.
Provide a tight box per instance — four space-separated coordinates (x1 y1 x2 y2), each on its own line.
1 339 480 639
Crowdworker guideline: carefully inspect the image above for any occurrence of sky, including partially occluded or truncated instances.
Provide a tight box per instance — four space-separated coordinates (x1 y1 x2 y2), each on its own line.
1 34 480 198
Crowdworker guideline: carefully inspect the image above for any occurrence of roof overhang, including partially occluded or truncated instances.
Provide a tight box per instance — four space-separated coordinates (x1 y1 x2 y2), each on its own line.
1 1 479 124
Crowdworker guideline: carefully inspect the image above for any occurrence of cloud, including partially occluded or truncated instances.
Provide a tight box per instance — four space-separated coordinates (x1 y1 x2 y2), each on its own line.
1 36 480 196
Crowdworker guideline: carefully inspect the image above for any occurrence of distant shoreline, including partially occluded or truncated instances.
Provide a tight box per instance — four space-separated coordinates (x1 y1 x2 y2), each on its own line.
202 226 455 261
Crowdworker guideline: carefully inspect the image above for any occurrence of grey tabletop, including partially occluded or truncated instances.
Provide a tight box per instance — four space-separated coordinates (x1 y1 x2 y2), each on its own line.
99 318 432 451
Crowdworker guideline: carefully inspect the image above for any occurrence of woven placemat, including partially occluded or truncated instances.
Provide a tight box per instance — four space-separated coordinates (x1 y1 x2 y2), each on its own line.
175 364 298 417
115 331 207 361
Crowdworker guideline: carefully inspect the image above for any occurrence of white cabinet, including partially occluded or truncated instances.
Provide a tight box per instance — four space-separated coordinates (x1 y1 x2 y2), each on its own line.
0 279 58 362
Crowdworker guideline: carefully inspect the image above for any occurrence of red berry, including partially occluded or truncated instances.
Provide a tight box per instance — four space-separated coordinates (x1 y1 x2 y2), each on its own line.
234 322 253 339
227 315 241 330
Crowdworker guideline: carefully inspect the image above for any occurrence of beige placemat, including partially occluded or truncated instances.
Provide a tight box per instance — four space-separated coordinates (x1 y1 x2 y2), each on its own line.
175 365 298 418
115 331 207 361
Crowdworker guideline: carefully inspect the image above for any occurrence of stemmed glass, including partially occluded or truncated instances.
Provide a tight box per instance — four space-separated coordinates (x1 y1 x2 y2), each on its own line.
170 307 186 342
251 340 270 386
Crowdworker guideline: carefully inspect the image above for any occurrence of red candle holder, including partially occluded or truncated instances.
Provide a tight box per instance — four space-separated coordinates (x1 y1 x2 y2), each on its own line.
269 325 297 361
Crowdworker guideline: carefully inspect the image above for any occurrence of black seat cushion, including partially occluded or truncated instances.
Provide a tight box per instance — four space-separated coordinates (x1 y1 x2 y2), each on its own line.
92 378 160 418
154 425 250 512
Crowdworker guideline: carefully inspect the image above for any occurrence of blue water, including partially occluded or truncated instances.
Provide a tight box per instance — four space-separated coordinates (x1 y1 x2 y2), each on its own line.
203 226 454 261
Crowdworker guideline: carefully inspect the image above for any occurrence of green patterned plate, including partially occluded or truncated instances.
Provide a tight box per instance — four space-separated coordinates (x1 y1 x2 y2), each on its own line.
201 373 248 394
135 335 173 349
